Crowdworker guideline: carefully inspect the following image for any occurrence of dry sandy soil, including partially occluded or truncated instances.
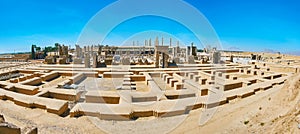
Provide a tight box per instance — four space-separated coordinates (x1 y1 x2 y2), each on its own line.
171 74 300 134
1 61 300 133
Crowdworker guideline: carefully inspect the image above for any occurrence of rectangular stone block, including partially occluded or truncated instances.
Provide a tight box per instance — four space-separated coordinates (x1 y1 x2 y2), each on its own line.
169 79 178 87
85 91 120 104
174 83 184 90
166 76 173 84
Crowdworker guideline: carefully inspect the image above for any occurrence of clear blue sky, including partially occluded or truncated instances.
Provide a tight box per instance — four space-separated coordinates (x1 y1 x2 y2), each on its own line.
0 0 299 55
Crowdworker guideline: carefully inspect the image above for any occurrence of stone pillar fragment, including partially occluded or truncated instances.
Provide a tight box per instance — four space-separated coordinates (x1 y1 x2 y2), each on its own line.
85 54 90 68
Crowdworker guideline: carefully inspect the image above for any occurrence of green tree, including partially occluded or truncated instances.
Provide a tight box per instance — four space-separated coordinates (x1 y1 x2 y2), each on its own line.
36 47 41 52
54 43 60 51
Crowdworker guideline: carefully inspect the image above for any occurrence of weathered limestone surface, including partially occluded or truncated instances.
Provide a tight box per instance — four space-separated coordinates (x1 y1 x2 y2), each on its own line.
40 71 59 81
0 88 68 115
40 88 81 102
0 81 39 95
69 73 86 84
103 72 133 78
19 77 42 86
165 89 196 99
131 92 157 102
70 103 132 120
85 91 120 104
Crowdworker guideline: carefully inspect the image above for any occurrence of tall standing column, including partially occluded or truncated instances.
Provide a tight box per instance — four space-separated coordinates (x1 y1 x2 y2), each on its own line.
149 38 152 53
84 53 91 68
162 53 169 68
170 38 172 56
155 37 160 68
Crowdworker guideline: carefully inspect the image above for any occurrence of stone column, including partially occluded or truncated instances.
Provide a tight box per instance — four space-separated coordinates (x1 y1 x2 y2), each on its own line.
98 45 102 56
162 53 169 68
173 47 176 58
84 53 90 68
186 46 190 62
169 38 172 56
230 55 234 63
84 46 87 53
190 43 194 56
212 51 221 64
155 37 160 68
149 39 152 53
92 53 98 68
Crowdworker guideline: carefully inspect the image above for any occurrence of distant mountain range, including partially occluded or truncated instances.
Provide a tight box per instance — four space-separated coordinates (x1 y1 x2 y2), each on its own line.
0 52 30 55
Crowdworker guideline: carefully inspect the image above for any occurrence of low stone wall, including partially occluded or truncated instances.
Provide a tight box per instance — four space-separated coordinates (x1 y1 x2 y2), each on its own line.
84 72 98 78
14 85 39 95
9 78 18 83
70 73 86 84
131 93 157 102
140 72 153 85
19 77 42 86
40 88 81 102
40 72 59 81
223 82 243 91
58 72 74 77
130 75 145 81
165 90 196 99
18 76 27 82
33 72 44 77
85 91 120 104
0 82 39 95
70 103 132 120
132 105 154 117
103 72 133 78
17 69 38 74
172 73 185 83
57 79 71 88
0 88 68 116
154 99 194 117
216 68 240 73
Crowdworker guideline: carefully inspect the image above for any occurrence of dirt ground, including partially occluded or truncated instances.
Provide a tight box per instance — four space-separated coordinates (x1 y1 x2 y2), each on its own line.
171 73 300 133
1 73 300 133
